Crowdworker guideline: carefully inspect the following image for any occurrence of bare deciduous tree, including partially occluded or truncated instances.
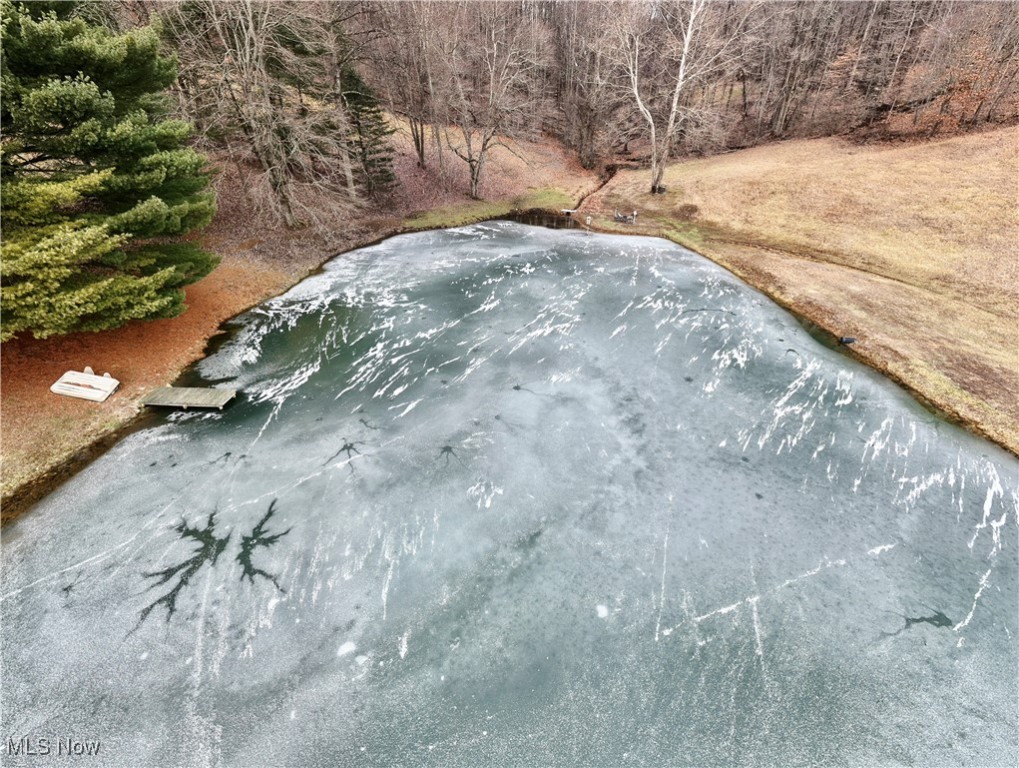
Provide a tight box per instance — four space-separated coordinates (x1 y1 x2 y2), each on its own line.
365 1 439 169
547 0 626 169
435 2 551 198
163 0 365 229
614 0 758 193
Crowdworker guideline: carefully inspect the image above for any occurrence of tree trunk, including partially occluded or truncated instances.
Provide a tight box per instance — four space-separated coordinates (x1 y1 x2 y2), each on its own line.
410 117 426 167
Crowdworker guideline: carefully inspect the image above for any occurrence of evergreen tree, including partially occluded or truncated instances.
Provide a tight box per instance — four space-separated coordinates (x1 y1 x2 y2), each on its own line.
0 0 218 341
341 67 396 200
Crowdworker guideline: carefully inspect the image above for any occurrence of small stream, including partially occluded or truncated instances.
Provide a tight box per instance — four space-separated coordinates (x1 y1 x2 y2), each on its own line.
2 222 1015 766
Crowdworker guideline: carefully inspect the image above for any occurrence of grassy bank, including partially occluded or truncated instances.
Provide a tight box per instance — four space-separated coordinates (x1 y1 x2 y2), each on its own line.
582 127 1019 455
401 188 576 231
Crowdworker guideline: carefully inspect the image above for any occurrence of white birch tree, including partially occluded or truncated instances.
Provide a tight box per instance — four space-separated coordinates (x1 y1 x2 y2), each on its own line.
614 0 757 193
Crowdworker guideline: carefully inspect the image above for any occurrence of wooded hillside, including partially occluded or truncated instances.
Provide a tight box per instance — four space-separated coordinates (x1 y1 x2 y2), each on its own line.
91 0 1019 220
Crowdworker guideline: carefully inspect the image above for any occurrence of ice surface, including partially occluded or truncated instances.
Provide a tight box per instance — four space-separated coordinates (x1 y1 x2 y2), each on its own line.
2 222 1016 766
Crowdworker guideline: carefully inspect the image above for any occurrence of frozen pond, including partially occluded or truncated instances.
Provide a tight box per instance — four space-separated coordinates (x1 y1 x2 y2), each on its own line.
2 222 1016 766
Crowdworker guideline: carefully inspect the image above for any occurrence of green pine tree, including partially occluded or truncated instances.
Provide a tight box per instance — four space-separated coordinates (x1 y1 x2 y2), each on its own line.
0 0 218 341
341 67 396 200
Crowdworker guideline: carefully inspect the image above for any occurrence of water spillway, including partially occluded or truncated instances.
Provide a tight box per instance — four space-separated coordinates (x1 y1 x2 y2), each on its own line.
3 222 1016 766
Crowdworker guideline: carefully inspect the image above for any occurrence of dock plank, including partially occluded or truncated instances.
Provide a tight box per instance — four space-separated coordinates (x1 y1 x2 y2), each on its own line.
141 386 237 410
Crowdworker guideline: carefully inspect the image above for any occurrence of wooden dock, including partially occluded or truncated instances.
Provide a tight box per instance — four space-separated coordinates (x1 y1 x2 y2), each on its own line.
141 386 237 410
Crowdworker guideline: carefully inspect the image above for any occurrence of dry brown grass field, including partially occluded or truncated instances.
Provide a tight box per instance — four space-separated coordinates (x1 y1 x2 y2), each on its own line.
583 126 1019 454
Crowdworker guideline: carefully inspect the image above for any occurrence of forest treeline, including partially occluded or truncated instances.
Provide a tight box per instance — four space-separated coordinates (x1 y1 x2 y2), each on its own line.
2 0 1017 340
356 0 1019 193
100 0 1019 215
